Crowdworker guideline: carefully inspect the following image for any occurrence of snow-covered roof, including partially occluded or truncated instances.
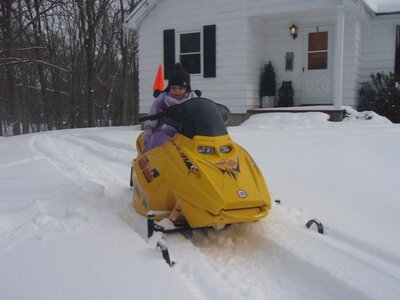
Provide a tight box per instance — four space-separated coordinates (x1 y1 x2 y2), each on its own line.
125 0 400 31
364 0 400 13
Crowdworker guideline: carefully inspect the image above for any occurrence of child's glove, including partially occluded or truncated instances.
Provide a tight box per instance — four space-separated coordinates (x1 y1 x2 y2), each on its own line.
161 124 178 137
153 90 162 98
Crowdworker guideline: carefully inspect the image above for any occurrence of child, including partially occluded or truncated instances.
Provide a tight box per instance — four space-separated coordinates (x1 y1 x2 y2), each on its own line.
143 63 198 152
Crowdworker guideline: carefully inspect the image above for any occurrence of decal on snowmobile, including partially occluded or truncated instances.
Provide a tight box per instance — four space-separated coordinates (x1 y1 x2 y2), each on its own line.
237 190 247 198
174 143 200 177
214 158 241 181
138 156 160 183
190 165 200 177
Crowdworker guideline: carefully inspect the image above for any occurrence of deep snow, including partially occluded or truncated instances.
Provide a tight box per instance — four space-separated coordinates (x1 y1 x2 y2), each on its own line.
1 109 400 299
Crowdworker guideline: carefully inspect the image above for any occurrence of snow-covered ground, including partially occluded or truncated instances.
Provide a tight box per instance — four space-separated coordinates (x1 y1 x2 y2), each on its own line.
1 109 400 300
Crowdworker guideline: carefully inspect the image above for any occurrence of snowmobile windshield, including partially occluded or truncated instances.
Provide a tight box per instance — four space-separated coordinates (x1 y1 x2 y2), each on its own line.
162 98 230 139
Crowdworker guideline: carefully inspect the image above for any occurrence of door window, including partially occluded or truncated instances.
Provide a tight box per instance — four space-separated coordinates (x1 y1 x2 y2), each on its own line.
308 32 328 70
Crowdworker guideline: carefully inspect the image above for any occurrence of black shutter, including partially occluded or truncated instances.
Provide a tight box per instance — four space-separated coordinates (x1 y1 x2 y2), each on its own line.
395 25 400 78
203 25 216 78
163 29 175 78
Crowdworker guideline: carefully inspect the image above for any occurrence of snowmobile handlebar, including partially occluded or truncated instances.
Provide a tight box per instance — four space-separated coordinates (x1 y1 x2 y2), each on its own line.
139 112 165 122
139 112 183 132
139 99 230 124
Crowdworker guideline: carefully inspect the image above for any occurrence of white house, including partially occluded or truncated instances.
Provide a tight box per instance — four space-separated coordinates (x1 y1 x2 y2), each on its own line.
125 0 400 119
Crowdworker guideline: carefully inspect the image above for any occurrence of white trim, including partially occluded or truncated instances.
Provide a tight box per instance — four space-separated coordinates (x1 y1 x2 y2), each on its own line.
176 28 204 76
334 5 345 108
124 0 162 30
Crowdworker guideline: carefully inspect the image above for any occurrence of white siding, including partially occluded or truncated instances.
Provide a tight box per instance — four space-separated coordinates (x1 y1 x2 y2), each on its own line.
246 17 267 108
340 12 400 107
352 19 368 106
136 0 341 114
340 15 367 107
257 10 336 106
133 0 399 113
138 0 249 113
363 15 400 80
260 18 304 106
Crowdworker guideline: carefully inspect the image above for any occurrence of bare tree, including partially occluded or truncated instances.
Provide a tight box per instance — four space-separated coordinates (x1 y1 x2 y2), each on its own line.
0 0 18 134
0 0 140 136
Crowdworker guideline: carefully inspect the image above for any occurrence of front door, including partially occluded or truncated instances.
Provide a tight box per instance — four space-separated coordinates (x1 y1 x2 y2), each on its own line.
301 25 334 105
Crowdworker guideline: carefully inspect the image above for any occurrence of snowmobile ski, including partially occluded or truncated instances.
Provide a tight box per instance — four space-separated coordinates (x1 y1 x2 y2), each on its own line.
305 219 324 234
147 213 192 267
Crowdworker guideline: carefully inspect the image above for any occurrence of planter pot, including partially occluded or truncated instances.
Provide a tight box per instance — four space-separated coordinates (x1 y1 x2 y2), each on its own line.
262 96 274 108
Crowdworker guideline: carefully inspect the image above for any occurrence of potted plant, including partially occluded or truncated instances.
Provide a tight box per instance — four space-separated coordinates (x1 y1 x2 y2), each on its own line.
259 61 276 108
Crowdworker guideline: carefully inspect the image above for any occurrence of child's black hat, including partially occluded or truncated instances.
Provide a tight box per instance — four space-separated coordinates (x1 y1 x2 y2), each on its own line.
165 63 191 92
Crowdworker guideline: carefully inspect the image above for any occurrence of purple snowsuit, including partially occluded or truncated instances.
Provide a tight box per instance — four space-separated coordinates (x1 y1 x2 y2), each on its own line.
143 91 197 152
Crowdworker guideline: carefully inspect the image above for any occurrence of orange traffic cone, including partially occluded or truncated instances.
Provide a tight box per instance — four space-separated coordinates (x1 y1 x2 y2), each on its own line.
152 64 164 92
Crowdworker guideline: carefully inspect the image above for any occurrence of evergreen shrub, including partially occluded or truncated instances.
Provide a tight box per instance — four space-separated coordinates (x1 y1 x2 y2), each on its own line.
358 72 400 122
259 61 276 108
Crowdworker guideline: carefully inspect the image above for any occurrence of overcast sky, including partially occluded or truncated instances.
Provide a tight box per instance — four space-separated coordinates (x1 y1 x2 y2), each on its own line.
364 0 400 12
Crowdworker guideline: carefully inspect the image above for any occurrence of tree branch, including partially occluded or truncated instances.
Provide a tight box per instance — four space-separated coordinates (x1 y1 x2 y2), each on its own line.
0 57 68 72
0 46 46 56
16 83 70 96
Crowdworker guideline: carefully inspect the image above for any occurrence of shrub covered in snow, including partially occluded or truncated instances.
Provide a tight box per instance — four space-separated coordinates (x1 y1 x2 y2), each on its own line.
358 72 400 122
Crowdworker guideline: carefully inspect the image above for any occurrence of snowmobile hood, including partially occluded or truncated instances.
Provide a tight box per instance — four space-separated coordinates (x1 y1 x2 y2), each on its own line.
168 134 271 217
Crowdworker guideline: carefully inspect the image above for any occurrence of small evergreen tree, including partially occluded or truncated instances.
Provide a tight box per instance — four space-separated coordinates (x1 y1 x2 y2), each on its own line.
259 61 276 108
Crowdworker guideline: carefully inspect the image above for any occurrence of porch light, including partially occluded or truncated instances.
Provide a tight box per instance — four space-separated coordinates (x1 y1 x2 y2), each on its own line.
290 24 298 40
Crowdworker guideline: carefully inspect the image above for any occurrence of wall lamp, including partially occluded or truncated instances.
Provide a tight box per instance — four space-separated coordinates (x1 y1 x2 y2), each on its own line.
290 24 298 40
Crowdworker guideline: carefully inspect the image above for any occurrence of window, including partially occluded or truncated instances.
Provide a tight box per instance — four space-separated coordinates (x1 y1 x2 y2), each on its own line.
308 31 328 70
179 32 201 74
163 25 216 78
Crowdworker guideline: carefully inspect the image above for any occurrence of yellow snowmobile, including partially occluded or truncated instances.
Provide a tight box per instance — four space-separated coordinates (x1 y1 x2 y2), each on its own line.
131 98 271 264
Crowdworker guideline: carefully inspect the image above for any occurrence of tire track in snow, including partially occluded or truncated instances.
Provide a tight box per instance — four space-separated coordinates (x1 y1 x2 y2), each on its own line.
181 219 371 300
118 206 250 299
166 233 257 299
268 203 400 300
76 133 135 152
28 132 135 242
30 133 132 195
33 131 166 240
28 131 155 255
183 203 400 300
323 226 400 278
